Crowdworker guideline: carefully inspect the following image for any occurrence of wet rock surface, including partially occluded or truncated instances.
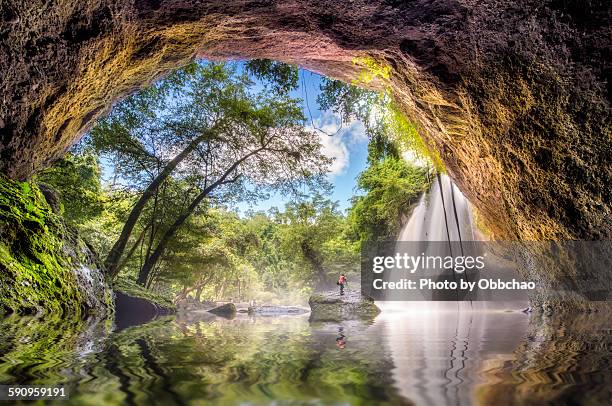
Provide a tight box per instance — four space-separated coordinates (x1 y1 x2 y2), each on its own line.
309 290 381 322
208 303 237 317
0 176 112 316
114 291 174 331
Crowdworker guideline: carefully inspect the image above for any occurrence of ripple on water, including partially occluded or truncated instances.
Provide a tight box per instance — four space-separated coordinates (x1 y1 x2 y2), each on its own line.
0 309 609 405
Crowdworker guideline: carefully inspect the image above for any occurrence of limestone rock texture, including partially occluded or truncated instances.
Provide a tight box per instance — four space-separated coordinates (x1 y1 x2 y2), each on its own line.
0 1 609 306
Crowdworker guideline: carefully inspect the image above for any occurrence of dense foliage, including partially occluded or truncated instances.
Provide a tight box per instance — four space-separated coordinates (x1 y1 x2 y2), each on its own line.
36 60 430 304
349 155 428 246
36 153 104 225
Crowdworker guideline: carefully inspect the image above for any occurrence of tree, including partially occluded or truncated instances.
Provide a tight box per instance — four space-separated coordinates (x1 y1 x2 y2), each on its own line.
87 61 330 284
318 78 433 245
136 101 329 285
244 59 298 95
165 210 258 302
349 155 428 246
276 197 358 290
318 77 440 167
35 152 104 225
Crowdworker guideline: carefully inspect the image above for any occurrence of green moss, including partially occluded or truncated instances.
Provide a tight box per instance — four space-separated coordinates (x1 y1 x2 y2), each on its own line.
352 56 446 171
113 277 175 310
0 175 93 315
352 56 391 84
386 101 446 171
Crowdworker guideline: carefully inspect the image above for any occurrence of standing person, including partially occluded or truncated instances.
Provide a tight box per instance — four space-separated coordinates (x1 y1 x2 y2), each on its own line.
338 273 347 296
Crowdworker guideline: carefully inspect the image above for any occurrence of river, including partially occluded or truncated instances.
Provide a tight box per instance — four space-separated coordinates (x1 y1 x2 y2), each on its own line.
1 176 609 404
0 307 610 405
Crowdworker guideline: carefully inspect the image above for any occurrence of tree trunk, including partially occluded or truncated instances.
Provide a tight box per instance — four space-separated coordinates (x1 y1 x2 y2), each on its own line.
143 187 160 267
116 222 150 273
195 286 203 302
174 285 188 304
136 189 210 285
104 129 214 278
136 147 262 286
301 241 328 290
217 282 227 301
145 267 156 289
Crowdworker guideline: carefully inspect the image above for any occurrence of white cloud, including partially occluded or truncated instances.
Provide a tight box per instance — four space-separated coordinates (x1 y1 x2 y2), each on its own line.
307 111 367 177
319 132 349 175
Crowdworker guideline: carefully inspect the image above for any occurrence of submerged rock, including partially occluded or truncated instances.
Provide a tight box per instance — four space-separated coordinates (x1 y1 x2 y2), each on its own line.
248 305 309 316
208 303 237 317
309 290 380 322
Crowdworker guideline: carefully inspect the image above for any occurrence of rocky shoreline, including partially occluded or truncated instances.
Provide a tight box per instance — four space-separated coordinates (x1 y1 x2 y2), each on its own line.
171 291 381 323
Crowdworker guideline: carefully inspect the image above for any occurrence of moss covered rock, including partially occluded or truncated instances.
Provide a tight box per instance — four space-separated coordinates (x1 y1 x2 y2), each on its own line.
113 277 175 311
309 290 381 322
0 175 112 316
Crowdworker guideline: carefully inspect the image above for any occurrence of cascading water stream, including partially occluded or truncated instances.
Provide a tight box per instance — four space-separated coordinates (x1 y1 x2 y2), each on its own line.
397 174 476 243
382 174 528 405
383 173 478 308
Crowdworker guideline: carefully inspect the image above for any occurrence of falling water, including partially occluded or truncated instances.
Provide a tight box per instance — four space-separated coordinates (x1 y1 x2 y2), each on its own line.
382 174 530 405
398 174 476 243
382 174 472 307
385 173 479 307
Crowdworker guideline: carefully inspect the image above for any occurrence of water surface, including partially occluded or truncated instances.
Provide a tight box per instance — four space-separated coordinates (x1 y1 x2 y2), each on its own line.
0 308 609 405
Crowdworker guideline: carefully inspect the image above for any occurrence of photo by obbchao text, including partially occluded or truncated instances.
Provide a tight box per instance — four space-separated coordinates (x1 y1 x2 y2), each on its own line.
361 241 612 301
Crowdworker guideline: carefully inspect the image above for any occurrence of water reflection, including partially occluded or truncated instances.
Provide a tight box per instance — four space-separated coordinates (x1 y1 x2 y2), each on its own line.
380 303 531 405
0 308 609 405
335 327 347 350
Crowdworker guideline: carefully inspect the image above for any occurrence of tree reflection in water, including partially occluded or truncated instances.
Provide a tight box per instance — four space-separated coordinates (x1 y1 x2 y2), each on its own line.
0 309 609 405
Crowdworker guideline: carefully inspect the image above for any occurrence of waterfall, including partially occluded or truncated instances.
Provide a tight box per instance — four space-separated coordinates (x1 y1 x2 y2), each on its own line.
398 174 476 243
383 175 528 404
382 173 478 309
382 173 526 309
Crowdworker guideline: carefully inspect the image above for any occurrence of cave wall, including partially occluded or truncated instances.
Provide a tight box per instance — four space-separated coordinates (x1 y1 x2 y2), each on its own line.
0 175 113 315
0 0 610 243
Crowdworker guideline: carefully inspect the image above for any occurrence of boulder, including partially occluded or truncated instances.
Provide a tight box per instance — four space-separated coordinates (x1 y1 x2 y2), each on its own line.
208 303 236 317
309 290 380 322
114 291 173 331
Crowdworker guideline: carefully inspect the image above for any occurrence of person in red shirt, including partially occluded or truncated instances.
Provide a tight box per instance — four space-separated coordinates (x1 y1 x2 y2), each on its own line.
338 273 347 296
